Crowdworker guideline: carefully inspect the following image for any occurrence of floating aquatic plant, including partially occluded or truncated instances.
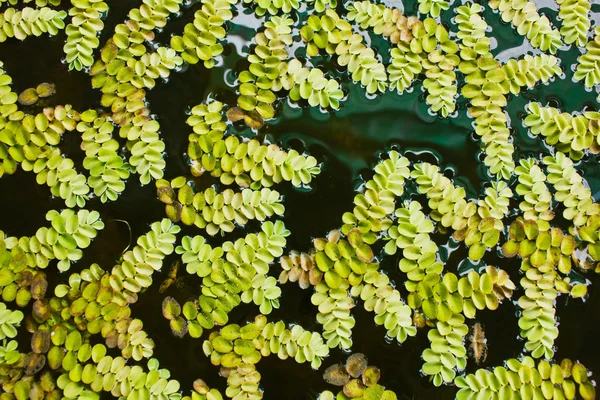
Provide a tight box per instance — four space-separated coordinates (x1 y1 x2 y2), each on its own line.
243 0 299 17
348 1 421 44
3 209 103 272
341 150 410 243
240 274 281 315
0 253 49 307
157 178 284 235
47 219 179 361
321 353 397 399
313 278 357 350
0 0 599 399
0 302 22 340
237 16 292 119
351 269 416 344
0 338 19 365
422 315 468 386
488 0 562 53
557 0 591 46
187 100 321 188
455 357 596 400
293 215 417 349
514 158 555 221
173 221 289 338
88 0 188 186
77 110 130 202
543 152 599 226
502 217 589 359
17 82 55 106
306 0 336 13
525 102 600 160
288 59 345 109
279 250 321 289
204 314 329 370
455 3 491 58
201 315 328 399
323 353 389 397
64 0 108 71
411 163 504 260
463 53 562 179
310 229 378 349
170 0 234 69
54 355 184 400
384 200 438 272
0 7 66 42
0 0 61 5
0 100 92 207
418 0 450 18
301 9 388 94
575 26 600 88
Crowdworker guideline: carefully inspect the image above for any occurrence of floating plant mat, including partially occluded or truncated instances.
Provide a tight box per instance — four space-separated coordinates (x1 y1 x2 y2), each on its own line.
1 0 600 399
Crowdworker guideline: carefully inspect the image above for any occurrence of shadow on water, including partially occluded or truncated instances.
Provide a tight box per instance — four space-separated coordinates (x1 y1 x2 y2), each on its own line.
1 1 600 399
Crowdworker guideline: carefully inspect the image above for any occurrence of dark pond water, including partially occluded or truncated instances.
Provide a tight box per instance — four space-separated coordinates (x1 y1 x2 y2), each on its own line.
1 0 600 399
